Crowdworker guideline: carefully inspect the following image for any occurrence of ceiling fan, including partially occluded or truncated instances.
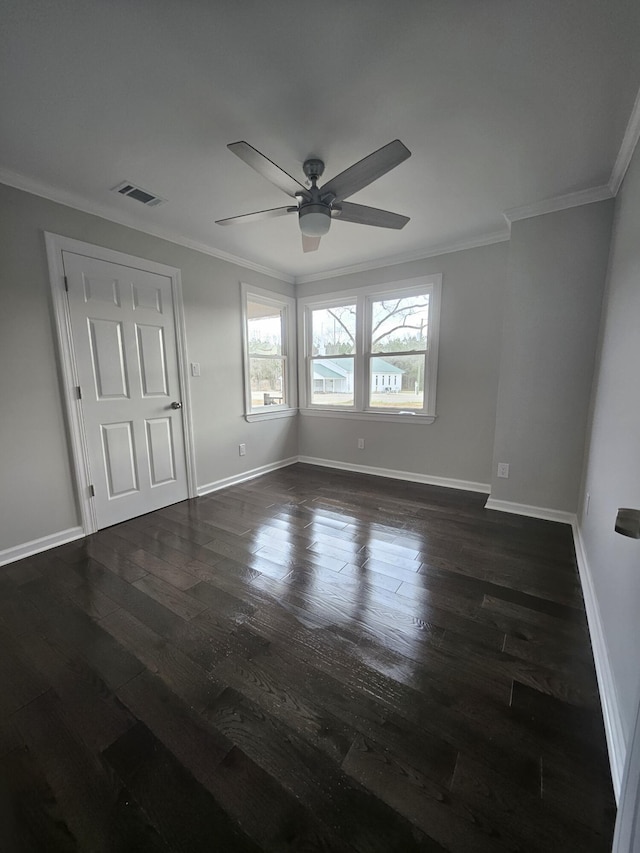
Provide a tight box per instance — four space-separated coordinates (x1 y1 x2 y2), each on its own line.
215 139 411 252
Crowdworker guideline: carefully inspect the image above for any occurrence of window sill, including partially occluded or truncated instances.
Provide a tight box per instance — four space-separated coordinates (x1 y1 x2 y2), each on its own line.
245 407 298 423
299 408 436 424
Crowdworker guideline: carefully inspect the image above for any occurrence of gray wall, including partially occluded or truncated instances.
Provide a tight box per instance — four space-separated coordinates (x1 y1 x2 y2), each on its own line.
296 242 509 486
0 181 620 561
490 202 614 511
0 184 297 552
579 142 640 741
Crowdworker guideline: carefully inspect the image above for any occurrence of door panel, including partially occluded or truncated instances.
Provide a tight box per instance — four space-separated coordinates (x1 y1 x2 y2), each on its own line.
146 418 177 486
89 319 129 399
136 324 169 396
63 251 188 528
101 422 139 497
132 281 163 313
83 272 121 306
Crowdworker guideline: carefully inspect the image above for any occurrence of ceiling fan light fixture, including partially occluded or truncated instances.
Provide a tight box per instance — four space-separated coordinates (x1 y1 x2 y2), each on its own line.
299 204 331 237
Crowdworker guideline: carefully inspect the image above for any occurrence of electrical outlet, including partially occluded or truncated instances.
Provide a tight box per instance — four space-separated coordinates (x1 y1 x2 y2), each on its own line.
357 438 365 450
238 443 246 457
497 462 509 479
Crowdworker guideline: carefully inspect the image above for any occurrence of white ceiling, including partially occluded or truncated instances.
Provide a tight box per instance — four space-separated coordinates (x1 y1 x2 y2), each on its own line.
1 0 639 280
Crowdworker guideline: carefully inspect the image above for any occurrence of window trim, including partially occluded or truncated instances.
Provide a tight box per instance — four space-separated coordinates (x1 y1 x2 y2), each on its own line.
297 275 441 423
241 283 297 422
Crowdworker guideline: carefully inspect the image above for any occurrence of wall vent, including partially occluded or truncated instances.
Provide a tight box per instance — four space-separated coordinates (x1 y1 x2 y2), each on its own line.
111 181 166 207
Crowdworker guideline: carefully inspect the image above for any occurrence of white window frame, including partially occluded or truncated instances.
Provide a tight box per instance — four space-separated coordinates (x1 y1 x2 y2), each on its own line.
241 283 297 422
298 275 441 424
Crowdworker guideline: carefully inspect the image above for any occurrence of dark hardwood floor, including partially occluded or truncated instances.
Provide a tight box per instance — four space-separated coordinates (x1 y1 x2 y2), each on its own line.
0 463 616 851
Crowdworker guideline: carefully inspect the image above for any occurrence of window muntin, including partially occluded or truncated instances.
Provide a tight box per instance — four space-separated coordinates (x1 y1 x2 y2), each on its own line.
300 277 440 420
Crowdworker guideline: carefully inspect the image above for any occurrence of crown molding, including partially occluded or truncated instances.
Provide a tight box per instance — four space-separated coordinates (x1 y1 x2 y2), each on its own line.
503 185 614 224
293 229 510 285
609 83 640 196
5 145 632 288
0 168 295 284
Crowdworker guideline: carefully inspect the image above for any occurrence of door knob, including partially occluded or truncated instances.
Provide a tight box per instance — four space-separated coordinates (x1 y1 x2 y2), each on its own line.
171 401 183 410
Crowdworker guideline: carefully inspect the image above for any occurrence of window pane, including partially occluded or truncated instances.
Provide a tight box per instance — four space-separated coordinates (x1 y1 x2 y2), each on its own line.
311 305 356 356
247 301 283 356
368 354 426 410
311 357 354 406
249 356 285 407
371 294 429 352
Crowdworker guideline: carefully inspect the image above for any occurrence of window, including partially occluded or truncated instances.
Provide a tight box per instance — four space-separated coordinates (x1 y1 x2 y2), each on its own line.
309 302 356 407
298 276 441 422
241 284 296 421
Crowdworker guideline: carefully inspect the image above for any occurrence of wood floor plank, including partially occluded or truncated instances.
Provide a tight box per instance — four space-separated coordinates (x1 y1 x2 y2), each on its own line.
450 751 611 852
208 745 359 853
0 584 44 638
0 628 54 717
213 652 356 765
116 670 233 786
0 464 615 852
204 687 443 852
482 593 589 642
99 608 223 713
13 690 163 853
103 721 262 853
0 744 80 852
343 733 512 853
22 580 146 690
237 640 459 790
14 630 136 753
132 574 208 621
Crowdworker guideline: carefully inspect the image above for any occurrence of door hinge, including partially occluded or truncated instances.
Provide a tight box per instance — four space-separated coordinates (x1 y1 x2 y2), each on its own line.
64 275 69 292
76 386 82 400
89 484 95 498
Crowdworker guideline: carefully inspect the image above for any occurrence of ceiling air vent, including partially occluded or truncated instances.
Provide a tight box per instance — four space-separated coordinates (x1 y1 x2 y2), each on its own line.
111 181 165 207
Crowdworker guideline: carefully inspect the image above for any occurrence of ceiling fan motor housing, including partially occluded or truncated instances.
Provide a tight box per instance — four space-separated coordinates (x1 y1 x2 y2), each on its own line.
302 158 325 180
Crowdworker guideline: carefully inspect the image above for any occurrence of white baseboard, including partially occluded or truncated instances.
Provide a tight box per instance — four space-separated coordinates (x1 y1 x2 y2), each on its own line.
484 497 575 525
0 526 84 567
297 456 491 494
572 521 626 802
197 456 299 497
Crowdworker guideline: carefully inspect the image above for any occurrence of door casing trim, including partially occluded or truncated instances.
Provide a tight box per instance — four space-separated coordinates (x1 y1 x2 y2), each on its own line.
45 232 198 535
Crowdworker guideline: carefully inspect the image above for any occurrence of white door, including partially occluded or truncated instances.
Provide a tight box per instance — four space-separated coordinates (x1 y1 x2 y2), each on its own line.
63 251 189 529
613 692 640 852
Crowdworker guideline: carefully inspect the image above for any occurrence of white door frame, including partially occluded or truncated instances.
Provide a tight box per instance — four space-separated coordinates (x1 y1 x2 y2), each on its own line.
45 232 198 535
613 688 640 853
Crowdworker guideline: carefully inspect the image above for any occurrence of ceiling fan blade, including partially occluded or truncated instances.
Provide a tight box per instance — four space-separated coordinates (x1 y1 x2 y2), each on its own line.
319 139 411 203
302 234 321 253
336 202 410 229
228 141 306 198
215 206 296 226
